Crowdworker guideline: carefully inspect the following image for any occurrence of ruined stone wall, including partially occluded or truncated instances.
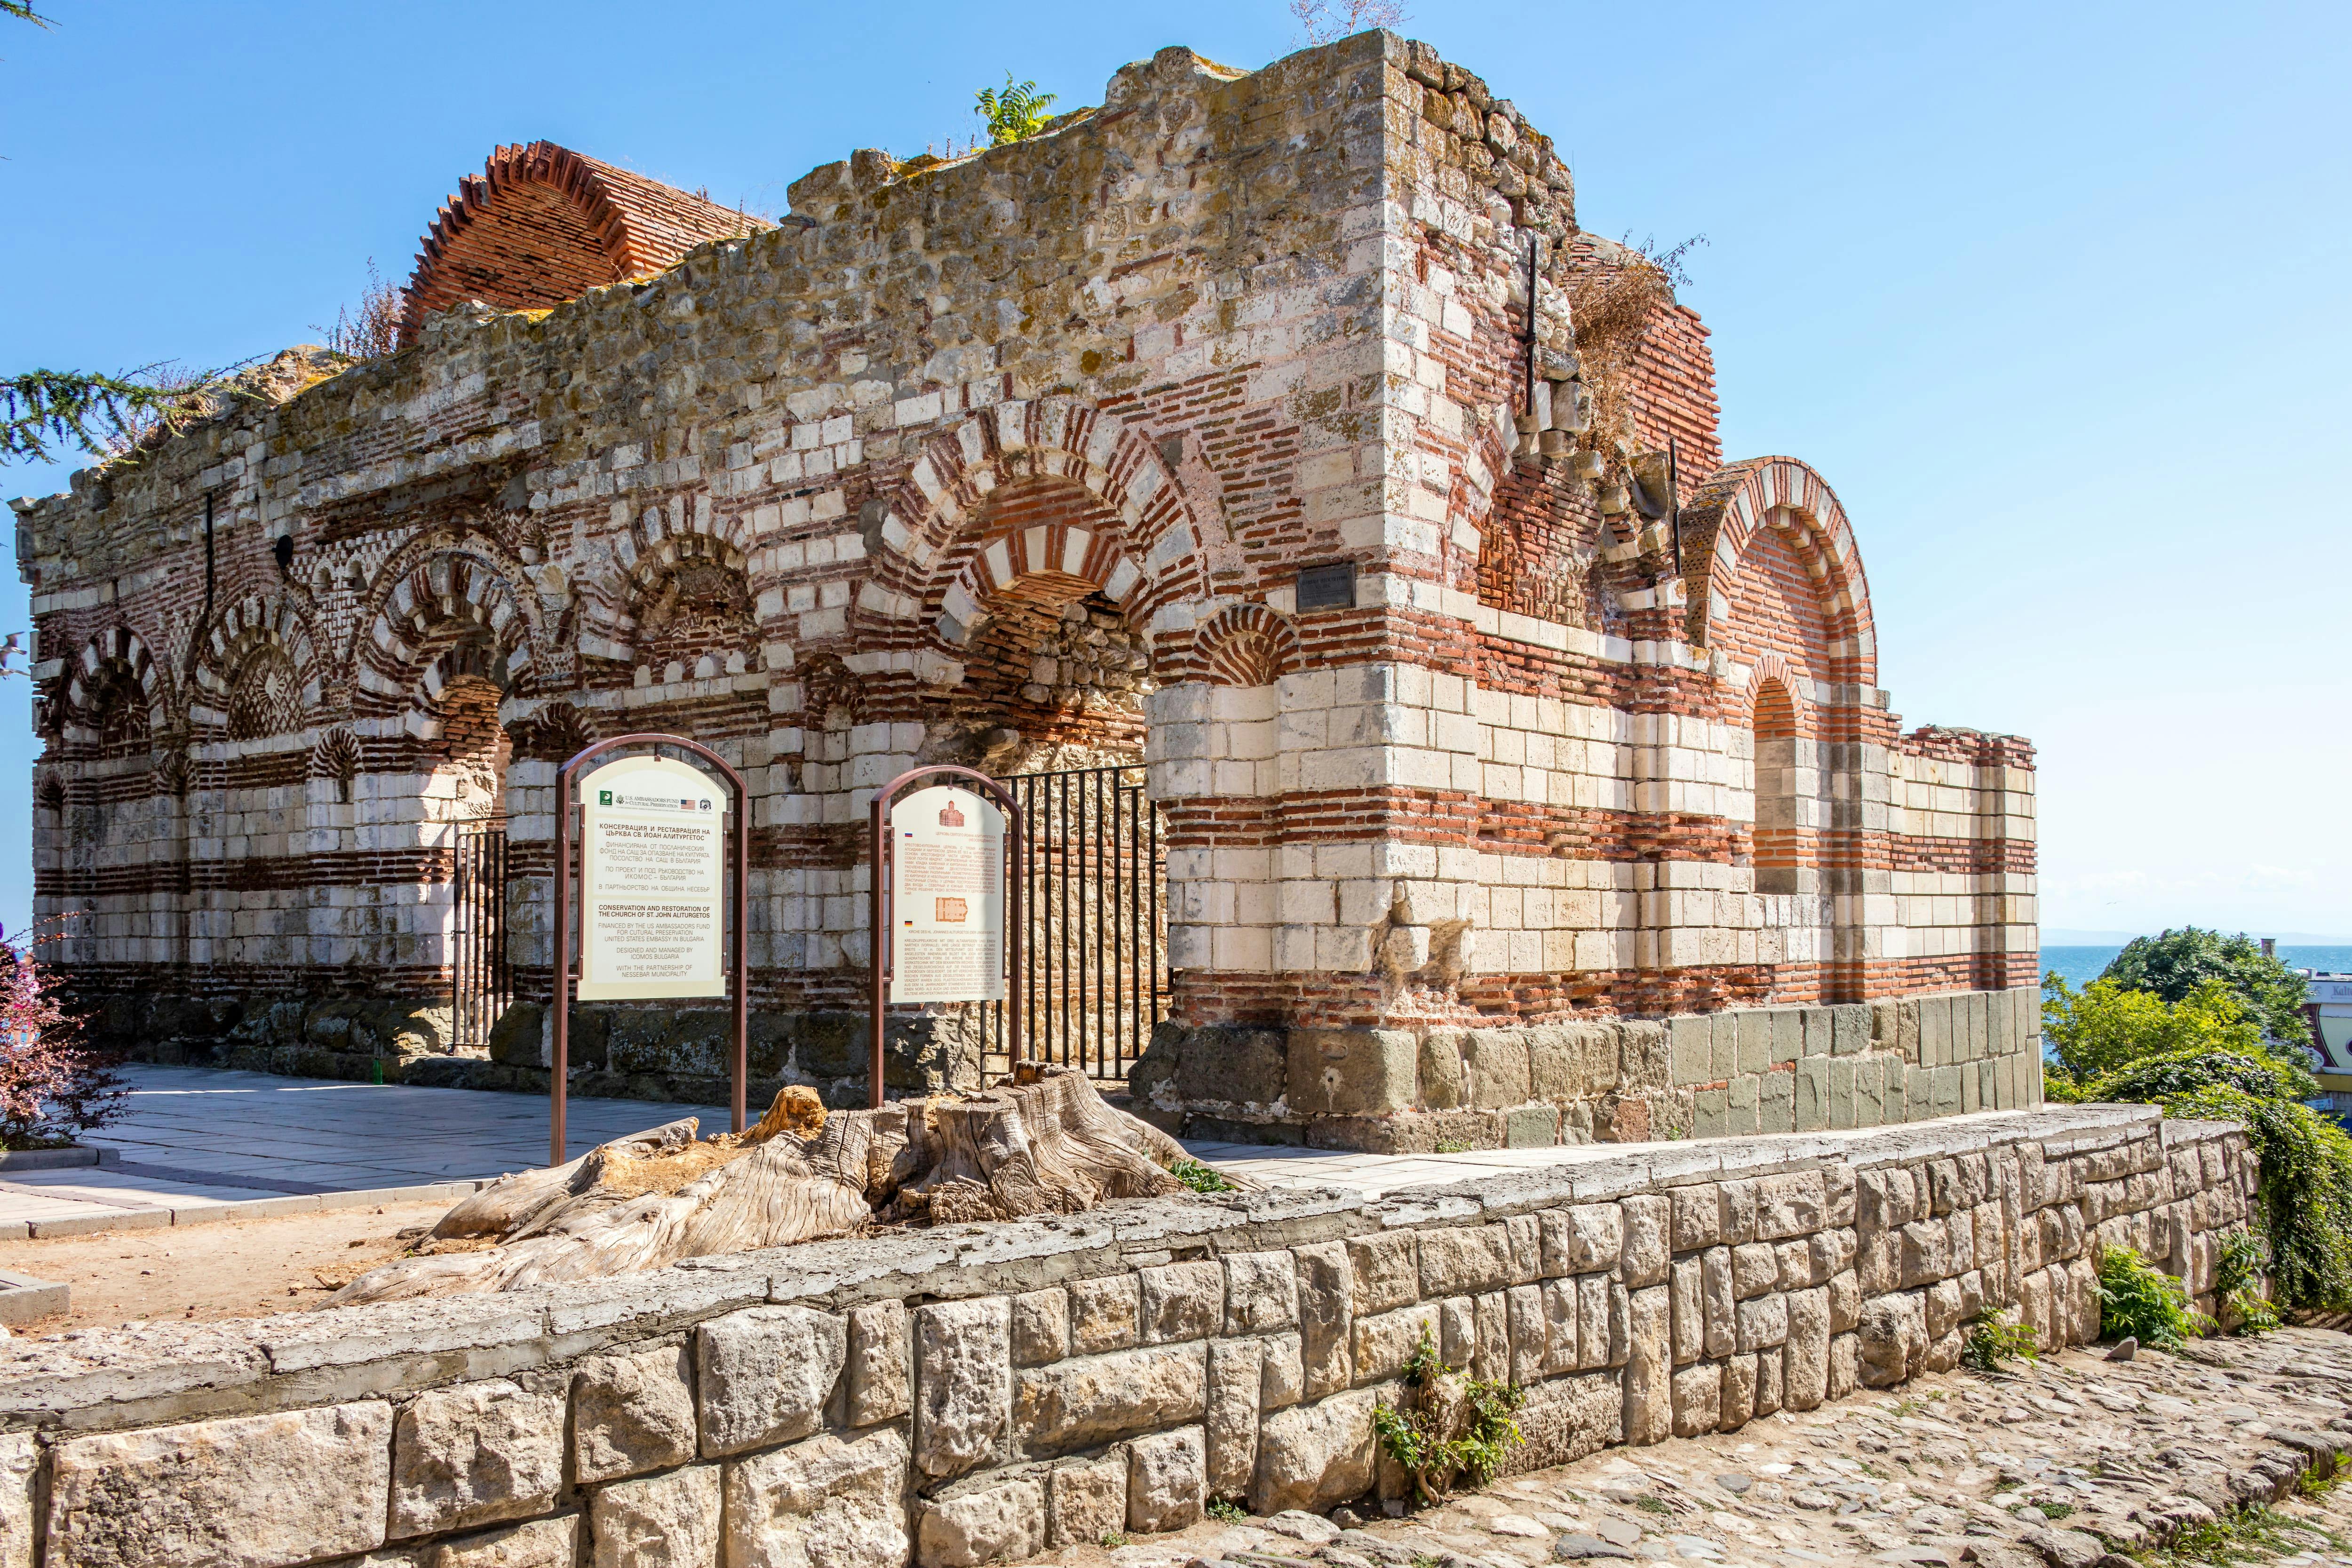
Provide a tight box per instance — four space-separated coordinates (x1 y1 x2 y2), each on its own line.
0 1107 2249 1568
1136 986 2044 1152
12 30 2035 1117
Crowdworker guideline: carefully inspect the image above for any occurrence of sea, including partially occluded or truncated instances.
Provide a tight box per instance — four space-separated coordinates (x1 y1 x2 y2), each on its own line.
2039 944 2352 991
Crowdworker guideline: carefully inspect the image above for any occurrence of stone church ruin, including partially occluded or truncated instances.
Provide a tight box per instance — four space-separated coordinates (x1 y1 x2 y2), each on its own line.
13 31 2040 1150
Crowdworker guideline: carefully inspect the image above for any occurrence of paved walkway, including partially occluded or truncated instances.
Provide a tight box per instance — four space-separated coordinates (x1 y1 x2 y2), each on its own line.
0 1064 1537 1233
0 1066 731 1232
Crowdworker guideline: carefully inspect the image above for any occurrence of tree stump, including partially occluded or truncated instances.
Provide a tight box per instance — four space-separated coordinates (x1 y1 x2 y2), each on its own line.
333 1066 1210 1303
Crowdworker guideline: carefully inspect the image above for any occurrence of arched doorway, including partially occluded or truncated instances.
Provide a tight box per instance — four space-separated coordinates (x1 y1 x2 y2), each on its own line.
426 643 515 1052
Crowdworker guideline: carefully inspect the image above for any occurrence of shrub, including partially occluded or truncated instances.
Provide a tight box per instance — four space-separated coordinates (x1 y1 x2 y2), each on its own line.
2086 1048 2313 1106
974 76 1057 147
2164 1086 2352 1311
1167 1156 1235 1194
2215 1228 2280 1334
1371 1329 1524 1507
2096 1243 2210 1347
0 935 127 1149
1960 1311 2040 1371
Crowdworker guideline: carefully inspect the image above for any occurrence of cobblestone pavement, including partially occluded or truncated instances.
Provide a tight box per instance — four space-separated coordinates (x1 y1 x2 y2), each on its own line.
1059 1329 2352 1568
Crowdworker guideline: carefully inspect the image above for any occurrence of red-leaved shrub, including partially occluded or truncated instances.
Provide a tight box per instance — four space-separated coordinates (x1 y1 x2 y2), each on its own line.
0 931 127 1149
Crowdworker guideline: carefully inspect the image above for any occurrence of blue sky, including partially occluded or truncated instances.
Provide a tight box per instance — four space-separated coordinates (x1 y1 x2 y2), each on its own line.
4 0 2347 941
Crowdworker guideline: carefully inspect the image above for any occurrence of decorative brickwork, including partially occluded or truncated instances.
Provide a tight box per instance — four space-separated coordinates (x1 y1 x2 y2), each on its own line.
10 32 2035 1128
399 141 763 345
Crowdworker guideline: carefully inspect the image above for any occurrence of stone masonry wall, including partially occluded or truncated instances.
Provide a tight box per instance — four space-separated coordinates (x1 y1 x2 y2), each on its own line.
14 30 2036 1112
1134 985 2044 1152
0 1105 2248 1568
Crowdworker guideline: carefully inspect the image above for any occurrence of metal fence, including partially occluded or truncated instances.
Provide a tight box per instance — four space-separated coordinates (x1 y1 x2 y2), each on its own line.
984 765 1166 1082
450 819 513 1051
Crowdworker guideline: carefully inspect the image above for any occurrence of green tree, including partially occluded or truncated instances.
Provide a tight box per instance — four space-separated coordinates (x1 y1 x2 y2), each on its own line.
2101 927 2312 1048
974 75 1057 147
2042 973 2278 1087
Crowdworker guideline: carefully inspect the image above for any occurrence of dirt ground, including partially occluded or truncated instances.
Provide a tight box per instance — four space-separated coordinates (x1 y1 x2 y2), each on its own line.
0 1200 454 1335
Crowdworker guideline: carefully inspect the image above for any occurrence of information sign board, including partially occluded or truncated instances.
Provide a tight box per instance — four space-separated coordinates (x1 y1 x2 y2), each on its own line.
887 784 1007 1003
576 754 727 1000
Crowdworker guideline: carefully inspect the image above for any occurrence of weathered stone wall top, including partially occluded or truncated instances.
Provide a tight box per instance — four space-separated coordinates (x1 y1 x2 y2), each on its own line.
0 1104 2197 1436
0 1103 2252 1568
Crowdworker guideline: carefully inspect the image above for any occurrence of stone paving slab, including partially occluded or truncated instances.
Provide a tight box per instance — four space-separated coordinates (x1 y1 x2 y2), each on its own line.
1034 1329 2352 1568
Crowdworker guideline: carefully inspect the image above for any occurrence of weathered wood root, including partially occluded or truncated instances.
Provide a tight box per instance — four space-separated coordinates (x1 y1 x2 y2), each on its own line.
332 1067 1213 1303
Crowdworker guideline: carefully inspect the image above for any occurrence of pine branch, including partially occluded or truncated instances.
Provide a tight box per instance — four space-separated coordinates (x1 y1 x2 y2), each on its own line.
0 369 225 463
1 3 54 28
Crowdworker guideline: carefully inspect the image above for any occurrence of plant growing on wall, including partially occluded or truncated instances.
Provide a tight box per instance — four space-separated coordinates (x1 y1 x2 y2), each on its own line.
1371 1328 1525 1507
1289 0 1409 45
2095 1243 2210 1347
0 927 128 1150
314 260 405 362
974 76 1057 147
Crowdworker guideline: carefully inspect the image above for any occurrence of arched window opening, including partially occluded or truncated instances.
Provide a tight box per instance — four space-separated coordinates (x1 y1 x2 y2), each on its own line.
1752 677 1805 896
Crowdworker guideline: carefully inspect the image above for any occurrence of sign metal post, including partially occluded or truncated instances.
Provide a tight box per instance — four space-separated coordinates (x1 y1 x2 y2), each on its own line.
551 733 750 1168
867 765 1023 1110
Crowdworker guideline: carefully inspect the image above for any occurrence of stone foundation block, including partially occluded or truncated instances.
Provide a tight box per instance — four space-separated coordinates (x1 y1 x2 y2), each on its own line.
1206 1337 1263 1496
588 1464 720 1568
572 1346 697 1486
698 1305 847 1458
435 1514 579 1568
1068 1274 1139 1354
1250 1388 1378 1515
1352 1303 1439 1385
916 1475 1044 1568
847 1299 911 1425
1138 1262 1222 1345
1293 1241 1353 1398
914 1299 1011 1481
1045 1456 1128 1548
723 1429 908 1568
48 1402 393 1568
1417 1225 1511 1297
1011 1344 1208 1456
1126 1426 1205 1533
1504 1371 1622 1473
392 1378 565 1538
1222 1251 1299 1334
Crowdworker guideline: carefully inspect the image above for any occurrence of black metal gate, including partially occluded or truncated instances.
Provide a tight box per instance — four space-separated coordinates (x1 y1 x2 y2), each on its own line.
451 819 512 1051
984 765 1166 1082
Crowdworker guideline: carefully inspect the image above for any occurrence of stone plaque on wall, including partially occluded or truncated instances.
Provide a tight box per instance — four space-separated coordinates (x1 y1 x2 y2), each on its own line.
577 755 727 1000
888 785 1006 1004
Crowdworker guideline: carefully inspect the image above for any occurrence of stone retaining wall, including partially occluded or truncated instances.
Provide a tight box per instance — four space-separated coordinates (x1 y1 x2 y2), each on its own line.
1134 987 2043 1151
0 1105 2247 1568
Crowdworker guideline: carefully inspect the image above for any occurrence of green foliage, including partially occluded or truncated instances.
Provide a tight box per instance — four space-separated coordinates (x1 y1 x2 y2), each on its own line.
2086 1047 2314 1106
1960 1310 2040 1371
1167 1156 1236 1194
2042 973 2314 1100
1 367 236 464
974 75 1057 147
2215 1227 2280 1333
1432 1136 1474 1154
1371 1329 1525 1507
1204 1498 1248 1523
2103 927 2312 1048
2095 1243 2210 1347
2166 1086 2352 1311
1099 1532 1128 1549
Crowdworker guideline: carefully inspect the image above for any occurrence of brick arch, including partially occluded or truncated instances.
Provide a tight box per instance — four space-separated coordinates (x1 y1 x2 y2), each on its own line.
189 594 326 740
1189 602 1301 688
1679 457 1877 692
399 141 762 345
587 498 762 680
61 627 167 746
856 398 1210 651
353 542 542 721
